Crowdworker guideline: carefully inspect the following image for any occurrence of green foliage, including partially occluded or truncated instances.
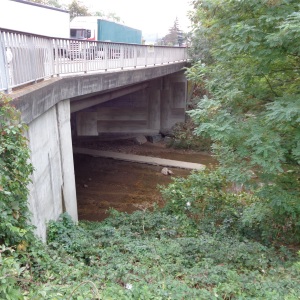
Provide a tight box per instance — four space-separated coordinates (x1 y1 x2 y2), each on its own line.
161 170 254 236
160 18 186 46
161 169 300 244
68 0 91 20
166 119 212 151
186 0 300 240
27 0 62 8
47 213 98 261
187 0 300 178
0 203 299 299
2 209 299 299
0 94 34 246
0 246 24 300
248 170 300 243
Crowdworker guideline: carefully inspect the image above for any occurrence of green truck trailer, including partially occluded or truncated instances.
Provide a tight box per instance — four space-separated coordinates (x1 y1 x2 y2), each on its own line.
70 16 142 59
97 19 142 44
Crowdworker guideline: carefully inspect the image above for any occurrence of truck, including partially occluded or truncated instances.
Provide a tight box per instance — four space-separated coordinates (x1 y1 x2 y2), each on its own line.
0 0 70 58
70 17 142 44
0 0 70 38
0 1 142 60
69 17 142 59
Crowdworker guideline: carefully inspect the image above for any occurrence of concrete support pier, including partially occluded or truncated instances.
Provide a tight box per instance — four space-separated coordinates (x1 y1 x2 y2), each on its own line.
27 100 77 241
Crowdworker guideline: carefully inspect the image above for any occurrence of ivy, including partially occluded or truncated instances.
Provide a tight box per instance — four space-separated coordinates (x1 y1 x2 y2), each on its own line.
0 93 34 246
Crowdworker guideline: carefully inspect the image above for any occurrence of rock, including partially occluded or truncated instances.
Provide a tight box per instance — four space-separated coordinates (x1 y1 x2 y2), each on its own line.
161 167 173 175
161 168 169 175
133 135 147 145
146 134 162 143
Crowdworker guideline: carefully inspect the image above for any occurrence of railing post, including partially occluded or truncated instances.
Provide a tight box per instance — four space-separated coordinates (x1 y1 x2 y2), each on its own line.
53 39 59 76
28 35 38 82
104 43 108 71
120 44 124 70
134 46 137 68
83 41 87 73
145 46 148 67
0 32 10 93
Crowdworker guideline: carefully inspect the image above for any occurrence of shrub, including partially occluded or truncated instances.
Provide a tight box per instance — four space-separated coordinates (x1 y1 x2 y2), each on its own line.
160 169 300 245
166 119 212 151
0 93 34 246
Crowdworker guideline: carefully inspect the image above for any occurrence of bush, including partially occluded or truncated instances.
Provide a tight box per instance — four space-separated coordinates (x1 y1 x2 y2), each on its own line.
160 169 300 245
0 93 34 246
166 119 212 151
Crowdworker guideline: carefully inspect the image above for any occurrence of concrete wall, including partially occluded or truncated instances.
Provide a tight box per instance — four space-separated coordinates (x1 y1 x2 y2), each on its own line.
74 71 187 137
27 99 77 241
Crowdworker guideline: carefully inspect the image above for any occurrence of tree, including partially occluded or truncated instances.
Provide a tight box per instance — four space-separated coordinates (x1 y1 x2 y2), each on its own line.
27 0 122 22
68 0 90 20
162 18 185 46
26 0 62 8
93 11 122 23
186 0 300 239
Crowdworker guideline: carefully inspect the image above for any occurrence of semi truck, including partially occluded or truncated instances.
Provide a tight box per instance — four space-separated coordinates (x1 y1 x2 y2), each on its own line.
70 17 142 44
0 1 143 60
0 0 70 58
69 17 142 59
0 0 70 39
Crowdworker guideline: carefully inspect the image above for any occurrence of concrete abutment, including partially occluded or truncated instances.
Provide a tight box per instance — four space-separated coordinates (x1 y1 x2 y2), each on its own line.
27 100 77 241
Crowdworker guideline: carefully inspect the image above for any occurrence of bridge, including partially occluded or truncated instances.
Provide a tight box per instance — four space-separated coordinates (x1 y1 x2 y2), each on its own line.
0 28 189 240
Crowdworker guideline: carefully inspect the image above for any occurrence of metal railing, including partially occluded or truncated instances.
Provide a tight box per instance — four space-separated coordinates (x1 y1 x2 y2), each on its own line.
0 28 188 93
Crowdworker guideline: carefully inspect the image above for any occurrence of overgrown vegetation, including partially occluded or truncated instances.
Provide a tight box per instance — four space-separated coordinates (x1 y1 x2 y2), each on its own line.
161 169 300 245
187 0 300 184
0 206 299 299
1 153 299 299
0 94 34 247
186 0 300 243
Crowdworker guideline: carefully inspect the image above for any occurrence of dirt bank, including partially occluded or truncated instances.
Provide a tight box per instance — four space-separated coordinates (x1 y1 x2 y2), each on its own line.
73 139 216 221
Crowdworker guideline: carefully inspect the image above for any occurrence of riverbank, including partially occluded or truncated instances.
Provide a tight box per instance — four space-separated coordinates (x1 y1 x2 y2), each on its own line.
73 138 216 221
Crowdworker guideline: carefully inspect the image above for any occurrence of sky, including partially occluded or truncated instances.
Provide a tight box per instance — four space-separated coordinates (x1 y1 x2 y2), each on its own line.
63 0 193 43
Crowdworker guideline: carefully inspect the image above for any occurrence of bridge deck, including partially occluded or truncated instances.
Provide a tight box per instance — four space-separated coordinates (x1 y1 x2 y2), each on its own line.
73 147 206 171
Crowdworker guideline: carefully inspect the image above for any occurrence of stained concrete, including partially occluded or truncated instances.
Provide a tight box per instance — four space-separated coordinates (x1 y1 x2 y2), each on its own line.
27 100 77 241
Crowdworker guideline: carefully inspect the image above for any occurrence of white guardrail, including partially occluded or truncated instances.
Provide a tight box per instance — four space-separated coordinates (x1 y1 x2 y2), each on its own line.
0 28 188 93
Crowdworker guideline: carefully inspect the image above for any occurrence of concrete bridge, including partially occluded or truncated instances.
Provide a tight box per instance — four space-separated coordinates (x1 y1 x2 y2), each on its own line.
1 28 189 240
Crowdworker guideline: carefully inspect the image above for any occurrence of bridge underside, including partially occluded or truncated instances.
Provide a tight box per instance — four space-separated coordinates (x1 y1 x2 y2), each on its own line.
72 73 187 137
9 62 188 241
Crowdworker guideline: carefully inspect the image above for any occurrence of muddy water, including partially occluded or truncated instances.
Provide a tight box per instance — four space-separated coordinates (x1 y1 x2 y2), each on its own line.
73 141 217 221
